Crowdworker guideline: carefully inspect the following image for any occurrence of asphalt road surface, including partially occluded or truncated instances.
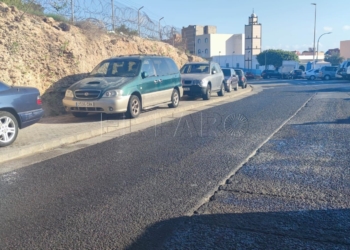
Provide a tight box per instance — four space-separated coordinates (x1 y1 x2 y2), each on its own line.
1 80 350 249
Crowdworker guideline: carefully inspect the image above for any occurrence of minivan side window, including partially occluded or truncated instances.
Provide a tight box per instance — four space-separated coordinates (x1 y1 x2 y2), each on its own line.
152 58 171 76
141 59 156 77
165 58 179 75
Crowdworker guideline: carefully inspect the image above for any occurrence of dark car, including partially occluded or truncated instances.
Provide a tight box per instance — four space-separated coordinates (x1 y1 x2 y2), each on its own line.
245 72 255 79
234 69 247 88
288 69 304 79
0 81 44 147
261 70 281 79
221 68 239 92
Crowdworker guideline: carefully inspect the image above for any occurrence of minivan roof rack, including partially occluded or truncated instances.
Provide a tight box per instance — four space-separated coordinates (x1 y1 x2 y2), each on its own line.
113 54 160 57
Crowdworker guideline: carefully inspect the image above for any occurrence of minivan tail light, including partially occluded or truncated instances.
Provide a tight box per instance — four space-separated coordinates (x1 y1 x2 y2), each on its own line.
37 95 42 105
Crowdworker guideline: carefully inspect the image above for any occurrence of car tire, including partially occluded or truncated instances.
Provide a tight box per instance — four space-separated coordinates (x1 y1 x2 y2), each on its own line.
168 89 180 108
324 75 330 80
203 85 211 100
310 75 315 80
126 95 141 118
218 83 225 96
72 112 88 118
226 82 232 92
0 111 19 147
267 75 270 79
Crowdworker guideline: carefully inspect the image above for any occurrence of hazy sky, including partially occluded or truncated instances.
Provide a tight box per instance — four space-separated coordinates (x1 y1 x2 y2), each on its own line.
116 0 350 52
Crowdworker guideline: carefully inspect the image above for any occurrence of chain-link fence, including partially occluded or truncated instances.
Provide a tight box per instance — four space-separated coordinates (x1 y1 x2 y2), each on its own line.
34 0 182 42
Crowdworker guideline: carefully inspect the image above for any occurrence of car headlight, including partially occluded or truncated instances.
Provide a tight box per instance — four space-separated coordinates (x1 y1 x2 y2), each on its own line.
103 89 123 98
65 89 74 98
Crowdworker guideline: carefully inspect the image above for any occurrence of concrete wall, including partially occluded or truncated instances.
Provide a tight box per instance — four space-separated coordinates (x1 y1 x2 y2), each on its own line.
340 40 350 60
211 55 260 70
181 25 204 54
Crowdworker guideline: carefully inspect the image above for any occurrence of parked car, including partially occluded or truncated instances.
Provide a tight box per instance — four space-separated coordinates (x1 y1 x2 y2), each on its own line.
318 66 338 80
63 55 183 118
261 70 281 79
305 68 320 80
234 69 247 88
0 81 44 147
288 69 304 79
180 61 225 100
221 68 239 92
336 60 350 79
245 72 255 79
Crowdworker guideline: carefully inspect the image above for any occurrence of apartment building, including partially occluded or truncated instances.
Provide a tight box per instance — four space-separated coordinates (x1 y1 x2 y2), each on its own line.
181 25 216 54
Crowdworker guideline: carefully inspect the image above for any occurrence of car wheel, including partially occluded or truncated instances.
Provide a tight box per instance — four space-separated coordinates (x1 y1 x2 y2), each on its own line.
226 82 232 92
310 75 315 80
72 112 88 118
324 75 330 80
0 111 19 147
127 95 141 118
203 85 211 100
218 83 225 96
267 75 270 79
168 89 180 108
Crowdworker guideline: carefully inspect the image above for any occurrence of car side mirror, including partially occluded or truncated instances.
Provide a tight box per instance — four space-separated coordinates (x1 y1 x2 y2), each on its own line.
212 70 217 74
141 71 149 79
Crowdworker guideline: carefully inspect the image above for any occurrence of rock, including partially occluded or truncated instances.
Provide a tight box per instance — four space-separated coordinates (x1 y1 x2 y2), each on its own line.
110 39 117 45
9 5 18 13
59 23 70 32
43 17 55 26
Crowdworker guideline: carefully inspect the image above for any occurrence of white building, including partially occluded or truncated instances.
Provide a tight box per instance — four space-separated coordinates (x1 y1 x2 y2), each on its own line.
194 34 245 59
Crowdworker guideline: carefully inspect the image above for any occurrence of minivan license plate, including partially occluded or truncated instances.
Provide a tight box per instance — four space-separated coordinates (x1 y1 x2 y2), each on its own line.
76 102 94 107
183 87 190 91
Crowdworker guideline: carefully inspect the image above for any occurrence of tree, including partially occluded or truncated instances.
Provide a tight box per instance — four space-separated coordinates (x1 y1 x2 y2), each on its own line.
325 52 344 66
256 49 299 69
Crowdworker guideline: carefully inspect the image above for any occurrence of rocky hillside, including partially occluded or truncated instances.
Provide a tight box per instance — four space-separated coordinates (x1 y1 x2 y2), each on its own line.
0 2 204 116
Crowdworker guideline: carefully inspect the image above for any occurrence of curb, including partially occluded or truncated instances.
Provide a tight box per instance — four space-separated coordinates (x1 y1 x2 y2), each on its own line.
1 86 252 164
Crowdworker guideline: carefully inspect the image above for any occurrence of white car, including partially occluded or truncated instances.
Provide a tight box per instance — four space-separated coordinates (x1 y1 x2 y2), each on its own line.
305 69 320 80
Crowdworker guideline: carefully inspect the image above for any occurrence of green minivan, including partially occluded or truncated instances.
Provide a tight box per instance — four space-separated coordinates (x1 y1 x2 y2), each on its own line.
63 54 183 118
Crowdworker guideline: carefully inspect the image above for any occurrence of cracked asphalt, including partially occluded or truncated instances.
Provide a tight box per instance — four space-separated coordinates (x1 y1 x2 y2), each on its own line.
1 81 350 249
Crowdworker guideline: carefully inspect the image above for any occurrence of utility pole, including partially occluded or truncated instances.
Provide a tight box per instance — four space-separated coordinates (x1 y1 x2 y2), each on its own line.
71 0 74 23
311 3 317 69
159 17 164 40
111 0 115 31
138 6 144 37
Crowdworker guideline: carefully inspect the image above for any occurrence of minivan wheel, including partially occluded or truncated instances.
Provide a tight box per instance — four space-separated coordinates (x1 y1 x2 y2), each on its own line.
0 111 18 147
310 75 315 80
324 75 330 80
168 89 180 108
218 83 225 96
127 95 141 118
203 85 211 100
72 112 88 118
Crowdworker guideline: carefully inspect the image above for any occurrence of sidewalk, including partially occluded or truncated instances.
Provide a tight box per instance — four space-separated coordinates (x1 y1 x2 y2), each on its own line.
0 86 252 164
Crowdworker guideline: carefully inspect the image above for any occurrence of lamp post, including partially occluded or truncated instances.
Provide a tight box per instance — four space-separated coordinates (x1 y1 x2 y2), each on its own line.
159 17 164 40
311 3 317 69
138 6 144 37
232 51 235 68
316 32 331 62
219 51 221 66
248 51 251 70
265 50 268 70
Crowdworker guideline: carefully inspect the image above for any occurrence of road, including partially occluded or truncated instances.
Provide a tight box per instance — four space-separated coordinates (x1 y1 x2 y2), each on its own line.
1 79 350 249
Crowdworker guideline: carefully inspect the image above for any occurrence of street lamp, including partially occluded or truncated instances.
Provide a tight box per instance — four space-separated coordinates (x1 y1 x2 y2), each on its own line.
138 6 144 37
311 3 317 69
316 32 331 62
265 50 268 70
232 51 235 68
159 17 164 40
219 51 221 66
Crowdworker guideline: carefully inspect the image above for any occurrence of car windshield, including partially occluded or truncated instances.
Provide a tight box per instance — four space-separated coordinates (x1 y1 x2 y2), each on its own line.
180 64 210 74
235 70 242 76
222 69 232 76
89 59 141 77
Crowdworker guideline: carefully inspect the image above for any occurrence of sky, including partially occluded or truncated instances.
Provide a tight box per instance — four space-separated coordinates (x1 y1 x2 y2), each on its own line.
114 0 350 53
